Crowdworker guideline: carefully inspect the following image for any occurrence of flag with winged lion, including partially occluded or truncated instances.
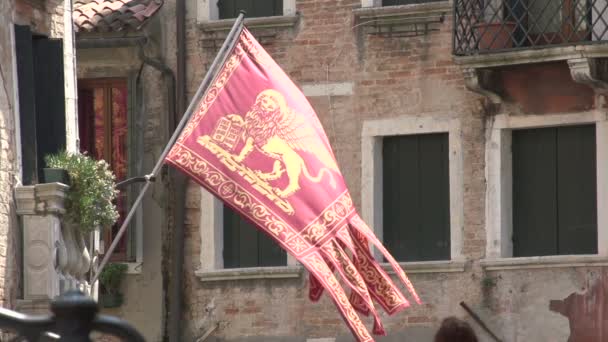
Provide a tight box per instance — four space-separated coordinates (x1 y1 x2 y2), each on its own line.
165 27 421 342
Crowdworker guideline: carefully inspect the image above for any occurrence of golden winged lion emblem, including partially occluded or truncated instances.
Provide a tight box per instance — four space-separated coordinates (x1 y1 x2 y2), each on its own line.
197 89 338 214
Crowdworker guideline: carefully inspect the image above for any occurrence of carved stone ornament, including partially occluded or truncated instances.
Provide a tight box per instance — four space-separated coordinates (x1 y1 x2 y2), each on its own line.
463 67 502 105
568 57 608 92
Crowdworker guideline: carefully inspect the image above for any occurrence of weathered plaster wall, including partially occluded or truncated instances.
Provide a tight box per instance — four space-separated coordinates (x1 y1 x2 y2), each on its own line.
0 0 67 312
76 42 168 341
0 0 21 312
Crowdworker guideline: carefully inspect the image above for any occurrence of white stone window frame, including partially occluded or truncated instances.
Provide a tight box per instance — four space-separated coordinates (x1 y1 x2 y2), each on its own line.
196 189 301 282
197 0 296 23
361 0 382 6
361 116 466 273
483 111 608 269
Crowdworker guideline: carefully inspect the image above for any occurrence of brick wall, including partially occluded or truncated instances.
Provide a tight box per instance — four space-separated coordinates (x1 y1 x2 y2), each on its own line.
178 1 490 340
166 0 608 341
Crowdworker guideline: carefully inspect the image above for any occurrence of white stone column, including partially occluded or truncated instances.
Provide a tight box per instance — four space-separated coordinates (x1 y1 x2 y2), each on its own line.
485 127 513 259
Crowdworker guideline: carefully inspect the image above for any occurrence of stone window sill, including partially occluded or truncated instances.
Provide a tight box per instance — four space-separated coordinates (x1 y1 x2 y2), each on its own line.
199 15 299 32
196 266 303 282
354 1 450 28
480 255 608 271
453 44 608 69
382 259 467 274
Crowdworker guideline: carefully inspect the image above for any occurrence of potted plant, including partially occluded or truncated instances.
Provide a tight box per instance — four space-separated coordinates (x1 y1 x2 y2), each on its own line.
43 167 70 185
99 263 128 308
45 152 120 281
45 151 119 234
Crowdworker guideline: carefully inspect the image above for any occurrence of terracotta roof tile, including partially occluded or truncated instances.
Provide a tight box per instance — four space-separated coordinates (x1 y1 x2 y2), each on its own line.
73 0 163 33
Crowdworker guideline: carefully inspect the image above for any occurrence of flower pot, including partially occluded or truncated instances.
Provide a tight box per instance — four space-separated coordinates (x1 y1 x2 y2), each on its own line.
43 168 70 185
474 22 516 51
100 293 123 308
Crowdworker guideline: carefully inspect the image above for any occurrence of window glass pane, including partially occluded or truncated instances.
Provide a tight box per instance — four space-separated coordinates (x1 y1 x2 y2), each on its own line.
78 79 130 260
528 0 562 34
382 133 450 262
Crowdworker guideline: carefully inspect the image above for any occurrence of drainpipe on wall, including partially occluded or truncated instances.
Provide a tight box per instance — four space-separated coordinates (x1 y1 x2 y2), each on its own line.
169 0 187 338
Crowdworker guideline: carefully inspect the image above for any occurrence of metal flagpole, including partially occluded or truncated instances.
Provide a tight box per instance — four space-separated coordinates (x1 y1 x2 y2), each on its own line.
91 12 247 285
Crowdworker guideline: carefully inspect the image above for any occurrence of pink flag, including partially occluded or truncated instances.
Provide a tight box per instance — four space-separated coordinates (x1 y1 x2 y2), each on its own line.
165 28 421 342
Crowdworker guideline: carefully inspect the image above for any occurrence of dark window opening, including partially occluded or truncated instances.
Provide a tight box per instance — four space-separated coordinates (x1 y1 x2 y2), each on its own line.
512 125 597 257
223 205 286 268
382 133 451 262
78 78 131 261
14 24 66 185
218 0 282 19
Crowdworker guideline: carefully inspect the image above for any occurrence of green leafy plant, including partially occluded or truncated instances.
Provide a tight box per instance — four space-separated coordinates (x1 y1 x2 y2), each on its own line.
45 151 119 233
99 263 128 295
99 263 128 308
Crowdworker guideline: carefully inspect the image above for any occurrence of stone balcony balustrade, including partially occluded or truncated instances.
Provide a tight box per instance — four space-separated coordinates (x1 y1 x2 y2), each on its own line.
15 183 99 302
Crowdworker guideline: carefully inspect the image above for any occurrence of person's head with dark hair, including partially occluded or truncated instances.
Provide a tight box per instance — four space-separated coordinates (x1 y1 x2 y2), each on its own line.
434 317 478 342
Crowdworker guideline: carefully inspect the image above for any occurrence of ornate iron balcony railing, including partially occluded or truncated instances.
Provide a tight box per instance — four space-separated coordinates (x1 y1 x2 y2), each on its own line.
453 0 608 55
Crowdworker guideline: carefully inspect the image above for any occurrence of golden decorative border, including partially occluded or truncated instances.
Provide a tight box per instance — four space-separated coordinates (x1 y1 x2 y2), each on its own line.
297 192 353 245
302 252 374 342
167 144 303 255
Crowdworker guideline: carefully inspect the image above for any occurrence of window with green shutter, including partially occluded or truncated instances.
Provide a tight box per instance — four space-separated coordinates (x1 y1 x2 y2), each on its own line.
382 133 450 262
14 25 66 185
218 0 282 19
512 125 597 257
223 205 286 268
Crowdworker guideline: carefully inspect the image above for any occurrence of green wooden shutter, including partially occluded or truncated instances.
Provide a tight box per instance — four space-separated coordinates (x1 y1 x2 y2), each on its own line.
556 125 597 254
223 204 241 268
223 205 286 268
32 37 66 182
218 0 282 19
512 128 558 257
14 25 38 185
512 125 597 257
258 227 287 267
236 209 259 268
382 133 450 262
